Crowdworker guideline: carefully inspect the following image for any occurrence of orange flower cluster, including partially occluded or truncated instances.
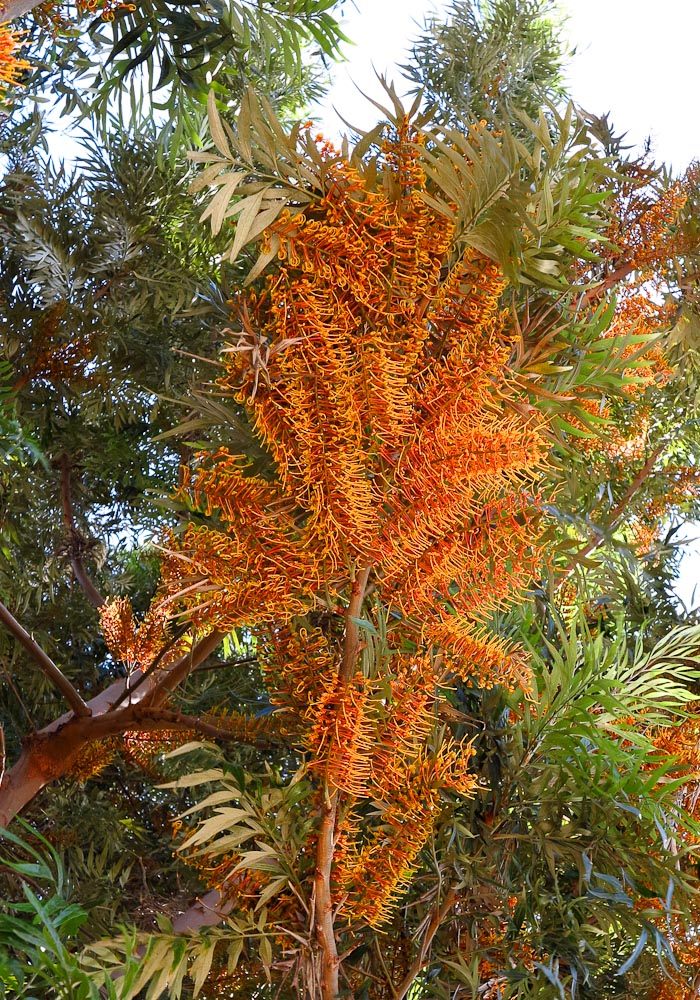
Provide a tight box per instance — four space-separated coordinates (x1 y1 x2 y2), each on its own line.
69 737 119 781
0 23 29 92
477 931 540 999
568 167 686 469
605 170 689 279
302 656 477 926
160 121 548 684
652 711 700 772
157 122 549 930
68 729 197 783
99 596 184 670
624 464 700 556
257 623 338 718
13 301 99 392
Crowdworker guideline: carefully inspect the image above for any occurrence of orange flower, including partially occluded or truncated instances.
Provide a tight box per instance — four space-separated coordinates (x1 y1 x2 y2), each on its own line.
0 23 29 92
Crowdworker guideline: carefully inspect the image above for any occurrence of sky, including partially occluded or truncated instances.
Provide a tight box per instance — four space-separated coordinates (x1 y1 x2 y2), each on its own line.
316 0 700 609
319 0 699 174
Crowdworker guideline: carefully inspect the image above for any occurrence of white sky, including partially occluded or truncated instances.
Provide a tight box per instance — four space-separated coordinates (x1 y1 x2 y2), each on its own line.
319 0 699 174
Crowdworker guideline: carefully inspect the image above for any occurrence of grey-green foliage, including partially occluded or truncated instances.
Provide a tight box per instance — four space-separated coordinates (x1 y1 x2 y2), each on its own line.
417 613 700 999
19 0 349 156
0 111 247 751
404 0 568 127
0 821 142 999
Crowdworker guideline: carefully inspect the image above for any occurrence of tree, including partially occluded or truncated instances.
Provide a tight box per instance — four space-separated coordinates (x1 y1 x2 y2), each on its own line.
404 0 567 127
3 74 700 998
3 3 700 999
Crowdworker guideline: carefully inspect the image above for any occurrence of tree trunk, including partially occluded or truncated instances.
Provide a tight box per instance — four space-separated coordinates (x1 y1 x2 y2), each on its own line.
0 0 41 23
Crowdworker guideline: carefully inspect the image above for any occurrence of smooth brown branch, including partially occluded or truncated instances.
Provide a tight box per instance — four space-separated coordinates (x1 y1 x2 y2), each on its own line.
0 0 36 23
0 630 223 828
314 565 372 1000
576 261 636 309
315 795 340 1000
122 706 283 751
395 886 458 1000
0 599 91 717
339 565 371 682
58 454 104 609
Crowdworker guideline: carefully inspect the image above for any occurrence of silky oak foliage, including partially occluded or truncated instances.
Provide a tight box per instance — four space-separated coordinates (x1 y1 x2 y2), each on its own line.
3 35 700 998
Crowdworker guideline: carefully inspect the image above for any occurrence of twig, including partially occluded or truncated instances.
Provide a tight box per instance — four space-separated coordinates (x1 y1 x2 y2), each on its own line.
57 454 104 609
1 657 35 730
395 886 458 1000
339 565 371 682
0 600 91 717
119 706 281 750
192 655 258 673
560 441 665 578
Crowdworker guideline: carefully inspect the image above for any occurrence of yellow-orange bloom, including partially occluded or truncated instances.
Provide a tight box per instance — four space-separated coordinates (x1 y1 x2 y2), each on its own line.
0 23 29 91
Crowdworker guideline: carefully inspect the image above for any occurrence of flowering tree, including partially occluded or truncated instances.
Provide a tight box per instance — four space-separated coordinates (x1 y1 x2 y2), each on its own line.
3 82 700 999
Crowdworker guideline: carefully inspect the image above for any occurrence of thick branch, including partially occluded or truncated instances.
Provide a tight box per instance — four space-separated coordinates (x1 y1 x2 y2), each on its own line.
172 889 233 933
577 261 636 309
0 631 221 828
315 797 340 1000
0 0 37 23
0 599 91 717
121 707 281 750
395 887 457 1000
58 454 104 610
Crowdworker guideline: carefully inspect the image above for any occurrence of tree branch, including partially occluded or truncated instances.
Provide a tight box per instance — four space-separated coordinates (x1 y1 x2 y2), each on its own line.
0 599 91 717
576 261 636 309
0 0 37 23
395 886 458 1000
172 888 233 933
315 796 340 1000
339 565 371 682
112 706 282 750
561 441 666 577
0 629 222 827
315 565 372 1000
58 453 104 610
